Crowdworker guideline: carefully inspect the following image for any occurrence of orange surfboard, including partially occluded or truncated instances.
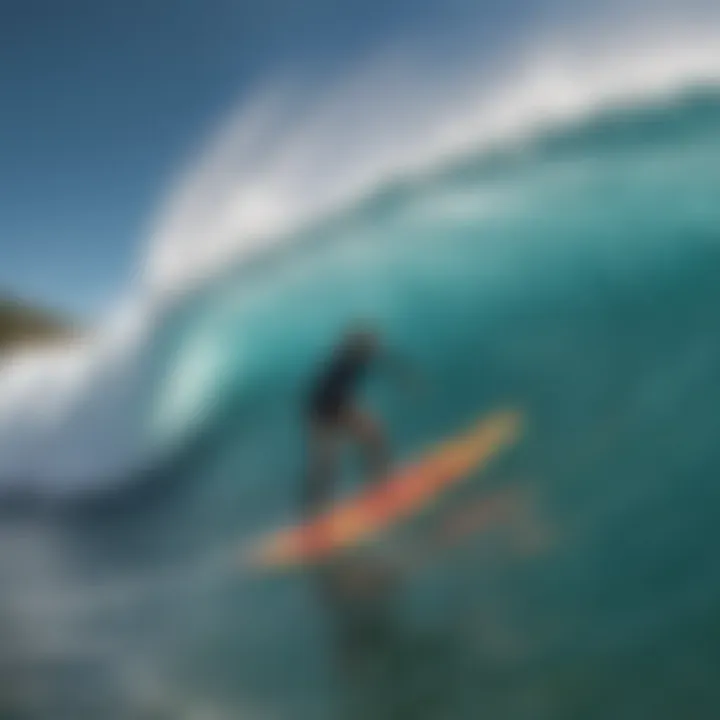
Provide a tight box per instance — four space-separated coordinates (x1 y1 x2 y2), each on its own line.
243 408 523 569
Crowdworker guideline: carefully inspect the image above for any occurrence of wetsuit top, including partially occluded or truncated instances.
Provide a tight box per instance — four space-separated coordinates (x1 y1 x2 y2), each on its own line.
309 344 374 421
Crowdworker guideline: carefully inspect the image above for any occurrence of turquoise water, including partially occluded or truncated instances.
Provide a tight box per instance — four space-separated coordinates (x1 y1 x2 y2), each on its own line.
4 87 720 719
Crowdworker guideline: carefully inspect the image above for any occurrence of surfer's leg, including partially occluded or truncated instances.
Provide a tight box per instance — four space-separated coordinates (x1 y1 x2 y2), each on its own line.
343 406 390 482
304 422 340 516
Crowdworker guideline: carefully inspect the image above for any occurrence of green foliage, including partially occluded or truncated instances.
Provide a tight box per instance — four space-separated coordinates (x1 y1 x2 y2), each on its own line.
0 296 75 352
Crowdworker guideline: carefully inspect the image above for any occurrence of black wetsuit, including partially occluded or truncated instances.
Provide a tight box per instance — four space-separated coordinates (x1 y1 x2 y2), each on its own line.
309 345 373 423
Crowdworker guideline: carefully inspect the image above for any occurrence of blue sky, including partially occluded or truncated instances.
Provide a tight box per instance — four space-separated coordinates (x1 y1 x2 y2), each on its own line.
0 0 539 317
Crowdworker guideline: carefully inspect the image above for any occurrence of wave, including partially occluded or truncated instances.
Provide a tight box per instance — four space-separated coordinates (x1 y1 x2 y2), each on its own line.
146 24 720 294
1 19 720 496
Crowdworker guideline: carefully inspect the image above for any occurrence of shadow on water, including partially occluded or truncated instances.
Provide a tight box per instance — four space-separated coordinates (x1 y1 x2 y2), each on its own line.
315 561 720 720
310 558 465 720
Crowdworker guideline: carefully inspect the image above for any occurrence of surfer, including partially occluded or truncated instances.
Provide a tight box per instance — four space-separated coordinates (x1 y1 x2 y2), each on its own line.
303 324 412 516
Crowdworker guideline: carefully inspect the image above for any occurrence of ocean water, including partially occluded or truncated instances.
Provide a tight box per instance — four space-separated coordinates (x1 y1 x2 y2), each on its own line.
3 82 720 718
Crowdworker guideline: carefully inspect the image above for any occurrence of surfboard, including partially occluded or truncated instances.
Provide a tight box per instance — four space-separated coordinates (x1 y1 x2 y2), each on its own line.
243 408 523 570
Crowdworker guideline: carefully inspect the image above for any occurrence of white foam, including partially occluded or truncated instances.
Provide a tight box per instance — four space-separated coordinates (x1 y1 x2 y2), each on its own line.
146 21 720 296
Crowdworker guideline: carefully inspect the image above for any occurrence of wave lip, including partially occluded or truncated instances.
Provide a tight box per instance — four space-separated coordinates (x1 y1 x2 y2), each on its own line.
147 26 720 295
